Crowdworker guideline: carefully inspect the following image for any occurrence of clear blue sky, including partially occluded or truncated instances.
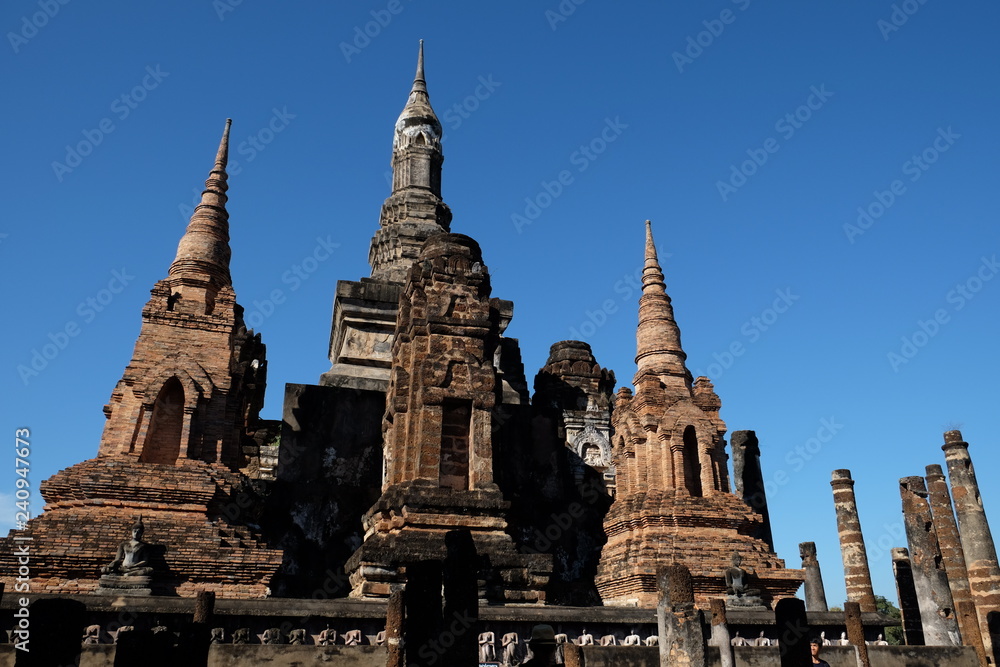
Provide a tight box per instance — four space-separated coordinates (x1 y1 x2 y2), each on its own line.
4 0 998 609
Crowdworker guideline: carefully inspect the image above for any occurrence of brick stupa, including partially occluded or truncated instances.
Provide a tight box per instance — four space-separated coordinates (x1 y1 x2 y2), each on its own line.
339 43 551 601
595 221 803 607
0 120 283 598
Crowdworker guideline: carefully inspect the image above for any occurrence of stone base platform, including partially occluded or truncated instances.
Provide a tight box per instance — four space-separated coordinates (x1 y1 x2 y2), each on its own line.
345 483 552 603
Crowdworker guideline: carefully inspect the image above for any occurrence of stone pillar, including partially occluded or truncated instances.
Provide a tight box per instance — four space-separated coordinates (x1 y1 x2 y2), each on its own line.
775 597 811 667
943 430 1000 660
179 589 215 666
194 590 215 624
28 598 87 667
441 530 478 666
800 541 829 612
657 564 706 667
563 642 584 667
831 469 877 612
956 599 990 667
708 599 735 667
899 476 961 646
732 430 774 551
845 602 871 667
926 464 986 654
386 589 405 667
404 561 443 667
892 547 925 646
988 611 1000 665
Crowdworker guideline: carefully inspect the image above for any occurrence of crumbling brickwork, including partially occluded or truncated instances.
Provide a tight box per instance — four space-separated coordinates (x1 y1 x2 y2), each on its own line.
596 221 802 607
346 234 551 601
0 120 281 598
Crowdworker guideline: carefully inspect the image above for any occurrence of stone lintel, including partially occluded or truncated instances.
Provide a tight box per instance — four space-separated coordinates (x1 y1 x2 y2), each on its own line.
321 279 402 390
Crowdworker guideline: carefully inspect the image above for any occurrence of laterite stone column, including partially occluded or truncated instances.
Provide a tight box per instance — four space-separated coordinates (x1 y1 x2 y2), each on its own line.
926 464 986 655
800 541 829 612
943 430 1000 660
831 469 877 612
899 476 960 646
892 547 925 646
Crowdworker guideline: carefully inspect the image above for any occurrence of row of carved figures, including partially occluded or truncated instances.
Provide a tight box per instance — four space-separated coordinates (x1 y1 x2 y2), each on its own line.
478 631 657 665
75 625 374 646
729 631 890 647
10 625 893 650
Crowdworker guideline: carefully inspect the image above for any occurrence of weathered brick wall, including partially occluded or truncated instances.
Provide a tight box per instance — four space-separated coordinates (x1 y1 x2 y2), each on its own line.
0 457 282 598
264 383 385 598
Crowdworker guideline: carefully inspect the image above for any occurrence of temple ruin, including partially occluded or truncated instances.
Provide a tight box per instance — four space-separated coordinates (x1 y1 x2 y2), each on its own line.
1 41 997 667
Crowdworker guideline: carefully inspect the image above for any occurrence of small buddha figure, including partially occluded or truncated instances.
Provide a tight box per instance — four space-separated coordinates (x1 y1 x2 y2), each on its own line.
501 632 521 666
258 628 283 645
724 551 763 602
288 629 306 645
102 516 154 577
110 626 133 644
478 631 497 661
724 552 748 596
210 628 225 644
82 625 102 644
623 629 642 646
312 626 336 646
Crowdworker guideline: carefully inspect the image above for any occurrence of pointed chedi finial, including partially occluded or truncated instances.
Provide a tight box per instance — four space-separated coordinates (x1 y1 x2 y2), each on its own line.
643 219 665 292
634 220 691 389
169 119 233 287
413 39 426 93
398 39 437 127
369 42 451 283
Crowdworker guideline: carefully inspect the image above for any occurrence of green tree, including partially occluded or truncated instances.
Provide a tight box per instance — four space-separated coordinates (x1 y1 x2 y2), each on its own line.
874 595 903 645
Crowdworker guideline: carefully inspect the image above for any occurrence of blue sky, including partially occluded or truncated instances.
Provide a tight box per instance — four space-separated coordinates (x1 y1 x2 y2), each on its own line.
4 0 999 609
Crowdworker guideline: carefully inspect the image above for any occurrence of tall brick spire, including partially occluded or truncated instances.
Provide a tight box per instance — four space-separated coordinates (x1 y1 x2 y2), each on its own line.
635 220 690 391
369 41 452 283
169 118 232 287
0 119 283 601
97 118 266 467
596 221 802 607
